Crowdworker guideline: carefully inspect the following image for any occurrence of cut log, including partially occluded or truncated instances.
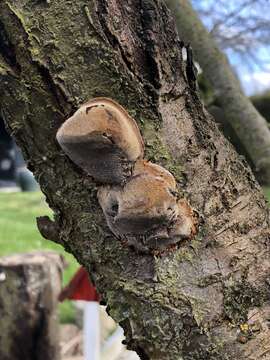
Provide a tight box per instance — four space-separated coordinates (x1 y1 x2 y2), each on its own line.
0 251 64 360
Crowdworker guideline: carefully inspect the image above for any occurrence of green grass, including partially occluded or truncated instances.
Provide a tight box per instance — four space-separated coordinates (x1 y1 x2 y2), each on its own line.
0 191 79 323
263 187 270 201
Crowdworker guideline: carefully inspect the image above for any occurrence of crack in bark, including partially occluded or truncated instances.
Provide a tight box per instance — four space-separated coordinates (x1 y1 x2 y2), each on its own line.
95 2 133 66
0 19 21 74
35 64 72 117
95 0 161 99
140 0 161 89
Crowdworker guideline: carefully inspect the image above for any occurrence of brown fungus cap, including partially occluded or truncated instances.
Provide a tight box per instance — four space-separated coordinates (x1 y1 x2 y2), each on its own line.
98 161 196 253
56 97 144 184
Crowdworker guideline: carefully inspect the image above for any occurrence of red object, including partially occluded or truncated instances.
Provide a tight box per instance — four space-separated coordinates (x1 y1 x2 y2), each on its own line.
59 267 100 302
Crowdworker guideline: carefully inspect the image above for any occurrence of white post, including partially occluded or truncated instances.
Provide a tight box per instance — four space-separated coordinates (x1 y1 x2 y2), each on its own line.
101 326 125 360
83 301 100 360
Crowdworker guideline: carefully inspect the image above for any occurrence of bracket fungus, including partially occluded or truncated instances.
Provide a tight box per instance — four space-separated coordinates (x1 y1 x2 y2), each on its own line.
56 97 196 254
56 97 144 184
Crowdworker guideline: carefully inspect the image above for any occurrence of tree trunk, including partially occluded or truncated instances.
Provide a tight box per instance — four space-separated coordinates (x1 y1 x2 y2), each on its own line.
166 0 270 185
0 251 63 360
1 1 270 359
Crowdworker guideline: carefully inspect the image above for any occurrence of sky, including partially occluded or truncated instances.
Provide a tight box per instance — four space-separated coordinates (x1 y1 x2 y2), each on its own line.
193 0 270 96
240 68 270 96
228 47 270 95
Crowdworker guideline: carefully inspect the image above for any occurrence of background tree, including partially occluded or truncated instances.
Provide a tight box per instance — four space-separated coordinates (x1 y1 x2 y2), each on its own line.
251 90 270 122
194 0 270 72
166 0 270 184
1 0 270 359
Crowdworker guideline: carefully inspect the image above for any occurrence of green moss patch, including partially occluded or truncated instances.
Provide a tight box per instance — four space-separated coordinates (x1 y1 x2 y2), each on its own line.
223 279 265 324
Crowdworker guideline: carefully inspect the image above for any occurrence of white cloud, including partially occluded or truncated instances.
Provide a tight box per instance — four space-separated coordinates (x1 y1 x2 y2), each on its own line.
241 71 270 96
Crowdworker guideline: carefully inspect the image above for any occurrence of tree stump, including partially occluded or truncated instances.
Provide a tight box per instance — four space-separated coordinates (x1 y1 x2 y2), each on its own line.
0 251 64 360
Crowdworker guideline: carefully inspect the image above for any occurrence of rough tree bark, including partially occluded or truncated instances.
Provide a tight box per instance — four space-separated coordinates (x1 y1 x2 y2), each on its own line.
1 1 270 359
166 0 270 185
